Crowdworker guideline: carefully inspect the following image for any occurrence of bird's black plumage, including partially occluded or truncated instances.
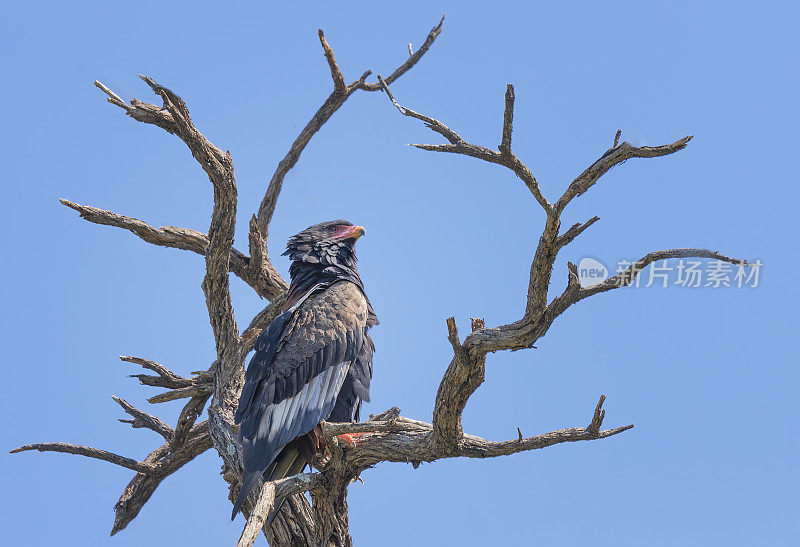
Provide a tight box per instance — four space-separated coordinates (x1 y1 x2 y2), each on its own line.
232 220 377 519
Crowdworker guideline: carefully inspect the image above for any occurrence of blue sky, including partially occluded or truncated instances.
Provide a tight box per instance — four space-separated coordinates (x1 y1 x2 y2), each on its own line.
2 2 797 545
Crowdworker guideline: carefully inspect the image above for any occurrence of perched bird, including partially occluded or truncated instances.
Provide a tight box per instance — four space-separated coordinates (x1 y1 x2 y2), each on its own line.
232 220 378 520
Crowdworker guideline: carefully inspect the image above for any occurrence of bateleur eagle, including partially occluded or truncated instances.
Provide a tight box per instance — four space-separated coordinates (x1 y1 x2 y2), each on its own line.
232 220 378 520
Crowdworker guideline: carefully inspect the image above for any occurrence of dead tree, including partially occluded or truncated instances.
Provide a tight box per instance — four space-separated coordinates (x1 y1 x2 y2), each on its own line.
11 16 749 547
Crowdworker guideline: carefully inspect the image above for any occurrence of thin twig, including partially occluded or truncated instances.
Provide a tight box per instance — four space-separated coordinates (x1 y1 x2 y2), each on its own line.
112 424 212 535
318 30 346 92
555 136 693 213
500 83 515 153
382 84 553 213
93 80 126 107
172 394 210 449
579 248 747 297
148 385 210 404
119 356 193 388
556 216 600 249
445 317 468 363
94 80 178 134
112 396 174 441
378 76 463 144
359 14 445 91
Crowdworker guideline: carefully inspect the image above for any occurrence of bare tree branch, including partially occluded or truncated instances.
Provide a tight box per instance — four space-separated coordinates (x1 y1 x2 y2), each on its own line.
58 199 278 294
554 135 693 214
556 216 600 250
147 384 211 404
465 248 750 361
272 397 631 514
120 356 195 389
378 75 464 144
111 443 171 536
76 76 252 536
112 396 174 441
93 74 241 353
112 423 212 535
244 214 290 299
58 198 213 261
238 482 277 547
94 79 178 134
432 318 486 449
11 443 154 474
382 81 552 214
358 15 446 91
237 473 321 547
11 422 214 538
134 76 240 355
587 394 607 435
574 248 746 300
318 30 346 93
93 77 290 300
93 80 125 106
172 394 210 450
118 356 213 404
500 83 515 153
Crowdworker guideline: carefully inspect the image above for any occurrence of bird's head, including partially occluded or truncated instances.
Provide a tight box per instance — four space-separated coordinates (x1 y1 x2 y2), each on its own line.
283 220 365 267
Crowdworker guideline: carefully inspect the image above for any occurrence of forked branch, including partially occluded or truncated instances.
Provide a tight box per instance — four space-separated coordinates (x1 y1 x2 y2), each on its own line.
250 16 447 298
380 79 552 213
555 135 693 213
113 396 174 442
378 78 751 457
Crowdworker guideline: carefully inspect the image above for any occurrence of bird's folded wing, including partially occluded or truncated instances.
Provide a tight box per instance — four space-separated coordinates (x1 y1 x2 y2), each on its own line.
236 281 369 473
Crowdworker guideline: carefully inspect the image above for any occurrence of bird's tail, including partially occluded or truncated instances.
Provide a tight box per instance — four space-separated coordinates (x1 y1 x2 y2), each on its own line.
231 471 261 521
264 443 308 525
230 438 313 522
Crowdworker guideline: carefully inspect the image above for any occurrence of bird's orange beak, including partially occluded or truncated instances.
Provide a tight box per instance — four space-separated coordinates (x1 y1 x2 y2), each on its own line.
335 225 365 240
344 225 365 240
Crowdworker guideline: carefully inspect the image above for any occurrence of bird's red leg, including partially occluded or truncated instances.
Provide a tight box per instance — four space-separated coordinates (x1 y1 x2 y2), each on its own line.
335 432 367 447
